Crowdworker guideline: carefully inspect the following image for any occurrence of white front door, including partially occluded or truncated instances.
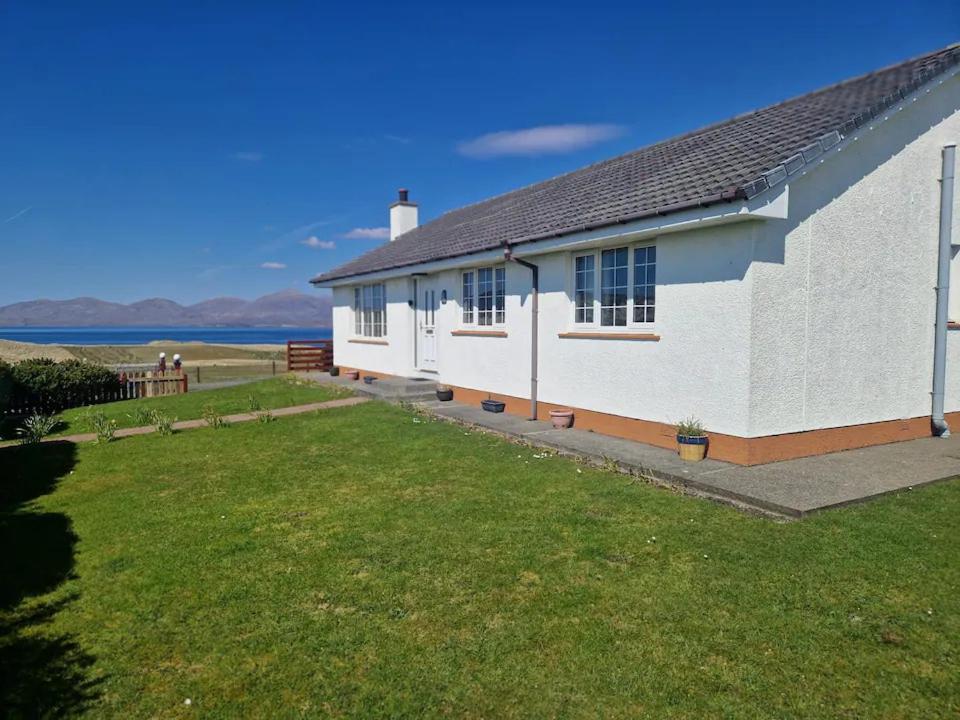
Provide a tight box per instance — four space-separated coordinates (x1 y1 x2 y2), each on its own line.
418 279 438 371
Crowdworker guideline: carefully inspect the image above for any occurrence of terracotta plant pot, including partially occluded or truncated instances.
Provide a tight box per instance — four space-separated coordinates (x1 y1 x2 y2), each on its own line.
676 434 708 462
549 409 574 429
436 388 454 401
481 399 505 413
343 370 360 381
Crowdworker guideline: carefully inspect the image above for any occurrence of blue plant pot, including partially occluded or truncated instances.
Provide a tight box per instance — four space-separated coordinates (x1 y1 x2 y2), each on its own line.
481 399 505 413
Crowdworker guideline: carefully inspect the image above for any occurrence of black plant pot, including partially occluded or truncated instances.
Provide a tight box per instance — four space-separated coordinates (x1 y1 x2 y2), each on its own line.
481 399 505 413
363 375 376 385
436 388 453 402
329 367 340 377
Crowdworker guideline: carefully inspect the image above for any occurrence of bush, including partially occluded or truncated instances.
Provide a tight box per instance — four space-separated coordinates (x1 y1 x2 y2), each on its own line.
85 410 117 444
0 361 12 413
17 413 59 444
151 410 175 436
8 358 120 413
202 404 226 429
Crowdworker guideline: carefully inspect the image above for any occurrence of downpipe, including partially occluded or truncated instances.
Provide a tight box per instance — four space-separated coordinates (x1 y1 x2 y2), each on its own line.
932 143 956 437
504 244 539 421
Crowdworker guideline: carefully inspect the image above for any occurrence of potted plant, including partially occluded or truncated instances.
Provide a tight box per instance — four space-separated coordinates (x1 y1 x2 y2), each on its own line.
481 396 506 413
436 384 454 402
343 369 360 381
549 408 574 429
675 416 708 462
329 366 340 377
363 375 376 385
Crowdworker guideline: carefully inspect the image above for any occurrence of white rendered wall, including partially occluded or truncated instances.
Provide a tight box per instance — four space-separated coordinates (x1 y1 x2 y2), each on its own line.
331 222 759 437
747 73 960 436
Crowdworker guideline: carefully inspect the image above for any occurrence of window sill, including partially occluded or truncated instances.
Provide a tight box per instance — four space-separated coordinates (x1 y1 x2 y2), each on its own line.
948 321 960 330
558 331 660 341
451 329 508 337
348 338 389 345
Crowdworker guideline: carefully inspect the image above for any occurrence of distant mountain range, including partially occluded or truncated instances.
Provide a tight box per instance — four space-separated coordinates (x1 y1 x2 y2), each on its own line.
0 290 332 327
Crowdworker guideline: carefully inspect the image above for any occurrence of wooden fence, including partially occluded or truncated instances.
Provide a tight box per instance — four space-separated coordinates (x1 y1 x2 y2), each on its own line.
2 371 188 417
287 339 333 373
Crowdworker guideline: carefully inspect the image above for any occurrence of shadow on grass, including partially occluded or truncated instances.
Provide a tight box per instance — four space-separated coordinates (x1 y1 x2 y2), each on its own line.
0 441 103 715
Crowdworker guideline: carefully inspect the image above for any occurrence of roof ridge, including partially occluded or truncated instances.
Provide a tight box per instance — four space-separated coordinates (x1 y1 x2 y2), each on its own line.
738 42 960 199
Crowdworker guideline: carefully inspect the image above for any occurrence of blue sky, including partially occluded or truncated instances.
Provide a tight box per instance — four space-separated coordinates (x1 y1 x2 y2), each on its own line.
0 0 956 306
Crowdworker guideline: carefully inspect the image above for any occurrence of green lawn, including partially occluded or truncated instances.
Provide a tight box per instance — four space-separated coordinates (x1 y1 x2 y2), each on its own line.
2 399 959 718
40 375 350 438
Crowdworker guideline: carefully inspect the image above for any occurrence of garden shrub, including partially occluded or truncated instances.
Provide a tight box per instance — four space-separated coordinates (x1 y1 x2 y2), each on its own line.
8 358 120 413
17 413 59 444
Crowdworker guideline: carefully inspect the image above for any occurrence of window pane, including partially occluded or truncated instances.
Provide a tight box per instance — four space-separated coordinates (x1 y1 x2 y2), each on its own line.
575 251 595 325
600 248 628 326
478 267 493 326
495 268 505 324
462 272 474 324
633 245 656 324
354 287 361 335
363 285 374 336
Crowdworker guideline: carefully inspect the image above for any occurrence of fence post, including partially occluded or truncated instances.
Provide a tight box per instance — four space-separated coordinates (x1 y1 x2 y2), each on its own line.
272 360 276 376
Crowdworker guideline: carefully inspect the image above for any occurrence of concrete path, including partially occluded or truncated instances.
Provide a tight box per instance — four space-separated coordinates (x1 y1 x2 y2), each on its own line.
418 399 960 519
2 396 368 446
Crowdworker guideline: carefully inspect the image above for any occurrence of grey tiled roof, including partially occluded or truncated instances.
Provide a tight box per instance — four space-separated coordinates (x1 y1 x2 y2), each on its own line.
313 44 960 284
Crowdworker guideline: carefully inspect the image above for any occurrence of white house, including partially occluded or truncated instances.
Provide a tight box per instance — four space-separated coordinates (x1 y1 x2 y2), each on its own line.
312 44 960 465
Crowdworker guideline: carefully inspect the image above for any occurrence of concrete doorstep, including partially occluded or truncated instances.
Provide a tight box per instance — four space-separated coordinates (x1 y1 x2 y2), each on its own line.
415 398 960 520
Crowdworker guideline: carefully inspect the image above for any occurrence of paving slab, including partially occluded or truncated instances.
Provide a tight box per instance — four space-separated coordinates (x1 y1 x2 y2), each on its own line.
417 398 960 518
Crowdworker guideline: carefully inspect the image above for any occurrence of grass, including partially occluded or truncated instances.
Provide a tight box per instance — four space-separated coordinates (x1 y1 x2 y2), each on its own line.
64 343 284 364
2 399 959 718
30 375 350 439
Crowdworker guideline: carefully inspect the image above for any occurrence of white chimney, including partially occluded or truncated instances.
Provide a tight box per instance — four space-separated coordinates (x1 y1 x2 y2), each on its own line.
390 188 418 241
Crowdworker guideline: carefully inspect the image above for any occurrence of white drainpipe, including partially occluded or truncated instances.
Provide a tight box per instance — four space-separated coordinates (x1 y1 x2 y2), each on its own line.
932 143 956 437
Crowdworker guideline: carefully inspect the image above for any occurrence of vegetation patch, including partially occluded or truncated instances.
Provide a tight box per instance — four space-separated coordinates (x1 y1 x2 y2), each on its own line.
1 400 957 717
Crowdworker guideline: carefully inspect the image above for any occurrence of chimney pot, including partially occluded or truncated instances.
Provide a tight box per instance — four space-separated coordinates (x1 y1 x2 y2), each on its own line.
398 188 409 203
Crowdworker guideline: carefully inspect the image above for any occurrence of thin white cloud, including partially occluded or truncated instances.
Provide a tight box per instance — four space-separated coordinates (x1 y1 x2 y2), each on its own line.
457 123 626 158
3 206 33 224
260 219 336 252
343 227 390 240
260 261 287 270
302 236 336 250
385 134 412 144
232 151 264 162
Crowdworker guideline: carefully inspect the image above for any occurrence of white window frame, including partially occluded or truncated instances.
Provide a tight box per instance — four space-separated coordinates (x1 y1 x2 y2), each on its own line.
352 282 387 338
569 242 656 329
460 265 506 328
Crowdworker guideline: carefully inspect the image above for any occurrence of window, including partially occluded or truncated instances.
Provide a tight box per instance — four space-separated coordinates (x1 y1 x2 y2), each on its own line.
600 247 628 326
633 246 656 323
574 254 595 323
572 243 656 327
462 271 475 324
461 265 506 326
353 282 387 337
